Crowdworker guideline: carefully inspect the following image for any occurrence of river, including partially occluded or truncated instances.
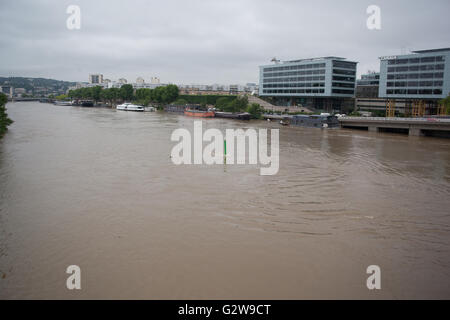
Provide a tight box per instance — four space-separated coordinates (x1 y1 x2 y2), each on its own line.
0 102 449 299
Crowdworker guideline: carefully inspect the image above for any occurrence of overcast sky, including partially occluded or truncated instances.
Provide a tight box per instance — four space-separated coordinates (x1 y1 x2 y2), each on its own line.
0 0 449 85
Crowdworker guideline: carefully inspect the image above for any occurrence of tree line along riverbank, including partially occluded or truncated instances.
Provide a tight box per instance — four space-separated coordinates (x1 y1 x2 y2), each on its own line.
66 84 265 118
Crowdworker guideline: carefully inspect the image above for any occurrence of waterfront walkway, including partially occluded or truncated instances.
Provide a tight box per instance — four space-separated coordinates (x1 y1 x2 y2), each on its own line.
245 94 314 113
339 117 450 136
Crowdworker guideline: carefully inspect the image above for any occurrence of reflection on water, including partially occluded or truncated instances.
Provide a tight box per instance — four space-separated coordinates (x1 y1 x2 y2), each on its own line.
0 102 449 299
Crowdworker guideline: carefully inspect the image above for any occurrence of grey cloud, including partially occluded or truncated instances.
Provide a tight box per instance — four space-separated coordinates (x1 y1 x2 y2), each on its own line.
0 0 449 84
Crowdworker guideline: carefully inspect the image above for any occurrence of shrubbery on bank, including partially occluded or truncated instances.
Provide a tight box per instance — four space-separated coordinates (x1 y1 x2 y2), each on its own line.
214 96 263 119
178 95 236 105
0 93 13 138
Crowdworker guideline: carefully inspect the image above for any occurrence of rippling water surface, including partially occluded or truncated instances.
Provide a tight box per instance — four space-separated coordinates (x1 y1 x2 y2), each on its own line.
1 102 450 299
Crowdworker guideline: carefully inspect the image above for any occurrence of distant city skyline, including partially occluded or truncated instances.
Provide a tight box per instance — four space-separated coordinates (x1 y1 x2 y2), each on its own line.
1 0 449 84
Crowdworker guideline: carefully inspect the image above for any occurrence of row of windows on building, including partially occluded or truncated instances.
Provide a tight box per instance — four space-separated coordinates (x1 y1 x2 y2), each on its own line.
263 76 326 83
332 89 355 94
333 61 357 69
263 75 356 84
263 63 326 72
263 68 357 79
263 82 354 89
263 82 325 88
263 89 325 94
387 64 445 73
386 81 443 87
333 69 356 76
262 88 355 95
263 69 326 78
386 89 443 95
387 56 445 65
332 76 355 82
387 72 444 80
333 82 355 88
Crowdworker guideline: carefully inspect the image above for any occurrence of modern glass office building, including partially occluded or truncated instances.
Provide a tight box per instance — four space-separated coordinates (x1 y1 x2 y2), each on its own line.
259 57 357 96
379 48 450 99
259 57 357 112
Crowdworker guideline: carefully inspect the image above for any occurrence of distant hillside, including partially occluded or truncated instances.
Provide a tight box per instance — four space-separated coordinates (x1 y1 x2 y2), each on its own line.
0 76 78 95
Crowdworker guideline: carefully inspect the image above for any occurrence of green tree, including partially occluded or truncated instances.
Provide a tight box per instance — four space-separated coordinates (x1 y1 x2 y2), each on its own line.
246 103 264 119
215 97 230 110
100 88 121 107
161 84 179 103
80 87 91 99
55 94 68 100
173 98 188 105
109 88 120 106
91 86 103 105
135 88 153 106
100 89 112 106
152 86 164 103
135 88 150 101
0 93 13 138
224 96 248 113
119 84 134 101
68 89 82 100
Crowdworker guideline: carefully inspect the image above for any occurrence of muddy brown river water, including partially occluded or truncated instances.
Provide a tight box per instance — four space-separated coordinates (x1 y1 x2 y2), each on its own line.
0 102 449 299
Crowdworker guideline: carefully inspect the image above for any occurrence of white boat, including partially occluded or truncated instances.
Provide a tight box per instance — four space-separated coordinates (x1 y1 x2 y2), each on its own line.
54 100 72 106
116 103 144 112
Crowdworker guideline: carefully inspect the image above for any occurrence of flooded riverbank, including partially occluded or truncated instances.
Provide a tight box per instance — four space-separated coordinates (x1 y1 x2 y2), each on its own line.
1 102 449 299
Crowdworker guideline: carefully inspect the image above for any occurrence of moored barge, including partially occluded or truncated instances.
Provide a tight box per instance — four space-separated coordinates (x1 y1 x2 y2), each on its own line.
215 112 251 120
290 115 339 128
184 106 215 118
